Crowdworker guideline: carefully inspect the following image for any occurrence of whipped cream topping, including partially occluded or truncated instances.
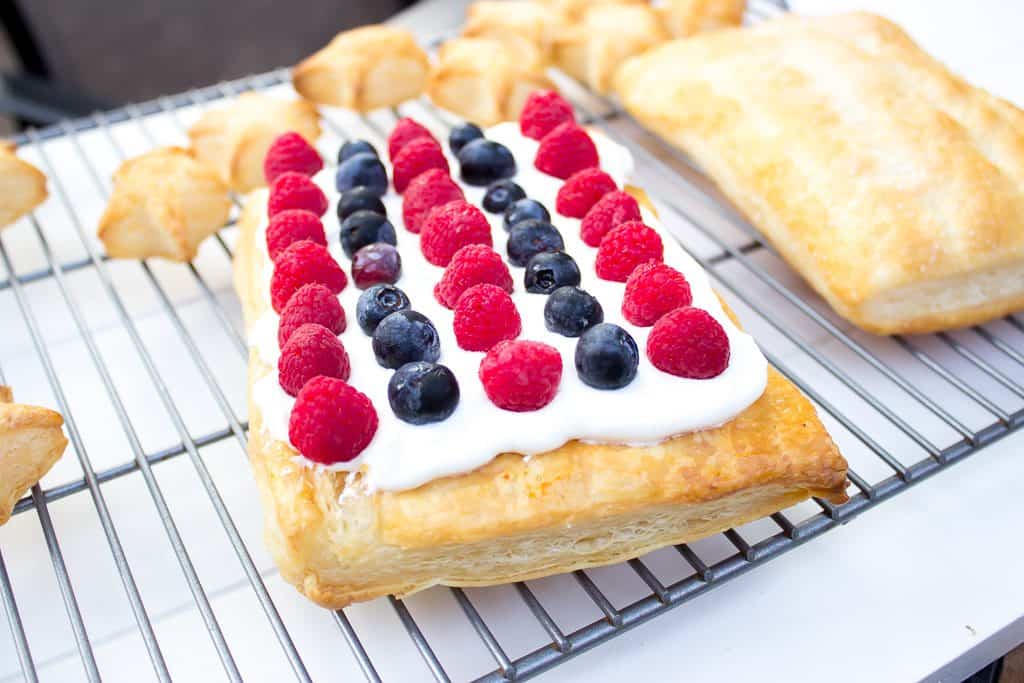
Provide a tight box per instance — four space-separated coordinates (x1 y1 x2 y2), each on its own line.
249 122 768 491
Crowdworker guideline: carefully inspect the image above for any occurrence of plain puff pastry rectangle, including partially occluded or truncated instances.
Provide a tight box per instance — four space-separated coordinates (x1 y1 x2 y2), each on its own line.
614 13 1024 335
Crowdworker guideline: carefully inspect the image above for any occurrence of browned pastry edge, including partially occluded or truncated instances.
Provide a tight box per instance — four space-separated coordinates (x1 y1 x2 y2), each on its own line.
0 387 68 526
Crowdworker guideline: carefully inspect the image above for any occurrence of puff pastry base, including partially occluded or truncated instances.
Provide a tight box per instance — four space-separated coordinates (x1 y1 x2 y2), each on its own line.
0 142 47 230
0 387 67 526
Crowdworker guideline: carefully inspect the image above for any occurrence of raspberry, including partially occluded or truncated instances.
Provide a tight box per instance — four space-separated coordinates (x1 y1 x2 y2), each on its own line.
268 171 328 218
278 323 351 396
454 284 522 351
402 168 465 233
580 190 641 247
278 283 346 348
479 340 562 412
555 168 616 218
270 240 347 312
266 209 325 260
393 137 449 193
595 221 664 282
520 90 575 140
647 307 730 379
388 117 435 160
420 200 493 267
534 122 599 180
264 131 323 184
288 376 378 464
622 262 692 326
434 244 513 309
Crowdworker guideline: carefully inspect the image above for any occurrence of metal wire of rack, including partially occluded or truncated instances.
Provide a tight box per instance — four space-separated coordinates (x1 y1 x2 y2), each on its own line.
1 3 1023 681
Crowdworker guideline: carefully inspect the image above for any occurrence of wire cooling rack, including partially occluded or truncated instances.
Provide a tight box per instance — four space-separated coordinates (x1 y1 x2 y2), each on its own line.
2 3 1023 681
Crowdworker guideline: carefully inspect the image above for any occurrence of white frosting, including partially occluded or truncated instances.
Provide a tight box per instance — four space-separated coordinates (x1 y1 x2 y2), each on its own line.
250 123 768 491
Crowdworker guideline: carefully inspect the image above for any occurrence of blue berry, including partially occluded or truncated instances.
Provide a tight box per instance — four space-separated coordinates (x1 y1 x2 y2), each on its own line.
449 123 484 155
356 284 410 335
388 361 460 424
524 251 580 294
574 323 638 389
482 180 526 214
337 187 386 221
339 210 397 258
503 198 549 231
336 152 388 196
507 219 564 267
457 139 516 186
544 286 603 337
372 310 440 369
338 139 378 163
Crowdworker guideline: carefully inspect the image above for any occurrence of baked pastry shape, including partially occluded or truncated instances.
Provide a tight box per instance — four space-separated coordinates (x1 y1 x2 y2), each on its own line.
97 146 232 262
292 25 430 113
462 1 565 72
658 0 745 38
0 386 68 526
188 92 320 192
0 142 47 229
615 12 1024 334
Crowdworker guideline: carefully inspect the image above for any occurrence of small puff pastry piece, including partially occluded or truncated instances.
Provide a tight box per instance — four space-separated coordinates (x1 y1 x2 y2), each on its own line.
98 147 232 262
615 13 1024 335
462 1 565 71
1 387 68 526
0 142 47 230
658 0 745 38
293 25 430 113
428 37 555 126
188 92 320 192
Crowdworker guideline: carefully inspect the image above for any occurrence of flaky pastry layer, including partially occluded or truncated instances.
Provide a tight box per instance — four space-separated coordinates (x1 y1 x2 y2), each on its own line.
1 387 67 526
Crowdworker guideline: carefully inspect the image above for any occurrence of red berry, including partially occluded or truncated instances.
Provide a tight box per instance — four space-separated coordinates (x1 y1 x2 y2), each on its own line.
264 131 323 184
647 307 730 379
534 122 599 179
402 168 465 233
622 262 692 326
520 90 575 140
420 200 493 267
393 137 449 193
288 376 378 464
555 168 616 218
454 284 522 351
270 240 347 312
266 209 325 260
351 243 402 289
434 244 513 309
595 221 664 282
479 340 562 412
278 283 346 348
268 171 328 218
388 117 435 160
278 323 350 396
580 190 641 247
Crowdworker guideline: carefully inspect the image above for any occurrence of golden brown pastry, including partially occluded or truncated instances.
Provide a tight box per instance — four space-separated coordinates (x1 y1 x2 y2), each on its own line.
98 147 232 262
1 386 67 526
535 0 643 21
658 0 745 38
462 1 565 71
293 25 430 113
0 142 47 229
615 13 1024 335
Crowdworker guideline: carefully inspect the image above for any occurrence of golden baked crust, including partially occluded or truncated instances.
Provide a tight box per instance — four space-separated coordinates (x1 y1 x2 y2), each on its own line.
0 387 67 526
0 141 47 230
658 0 745 38
97 147 232 262
462 1 565 71
614 12 1024 335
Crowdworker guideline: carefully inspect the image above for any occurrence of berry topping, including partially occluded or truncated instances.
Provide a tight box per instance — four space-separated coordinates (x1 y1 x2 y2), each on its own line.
338 139 378 163
482 179 526 214
580 190 642 247
434 244 513 309
506 219 564 267
388 362 461 425
575 323 639 390
393 137 449 193
289 376 377 464
372 310 441 369
339 210 397 258
278 323 351 396
520 90 575 140
420 200 493 266
595 221 664 282
337 187 387 221
351 242 402 289
556 168 616 218
449 122 484 155
278 283 346 348
356 284 411 335
270 240 347 312
457 139 516 186
647 307 730 379
453 283 522 351
402 168 465 234
503 198 550 231
388 117 435 160
622 261 692 326
264 131 323 185
525 251 580 294
266 209 326 260
544 286 603 337
535 122 599 179
268 171 328 218
335 153 389 196
479 340 562 412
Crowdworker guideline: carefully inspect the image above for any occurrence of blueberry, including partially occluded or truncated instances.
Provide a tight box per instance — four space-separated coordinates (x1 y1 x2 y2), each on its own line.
337 187 387 221
388 361 460 424
338 139 378 163
352 243 402 289
336 152 388 196
507 220 564 267
457 139 516 186
544 286 604 337
356 284 410 335
575 323 639 390
448 123 484 155
340 210 397 258
372 310 441 369
482 180 526 214
524 251 580 294
503 198 549 231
